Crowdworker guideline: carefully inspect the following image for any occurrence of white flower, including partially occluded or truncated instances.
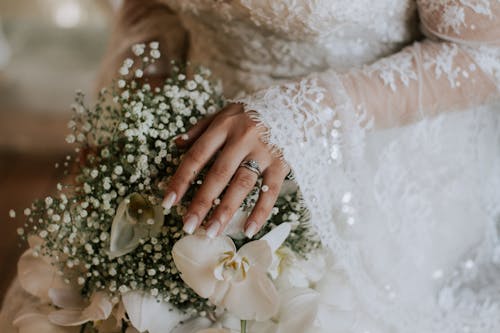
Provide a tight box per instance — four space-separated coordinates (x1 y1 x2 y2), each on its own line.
123 58 134 68
119 66 129 76
48 290 113 326
223 209 249 239
150 49 161 59
65 134 75 144
172 318 228 333
13 305 79 333
250 288 319 333
132 44 146 56
108 193 164 259
122 291 189 333
9 209 16 218
18 236 68 303
172 224 291 321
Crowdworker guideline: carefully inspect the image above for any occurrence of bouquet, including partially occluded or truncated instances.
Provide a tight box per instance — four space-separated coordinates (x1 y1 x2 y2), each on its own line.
10 42 323 333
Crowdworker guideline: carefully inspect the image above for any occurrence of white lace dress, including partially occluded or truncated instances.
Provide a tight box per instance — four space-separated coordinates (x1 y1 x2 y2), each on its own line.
3 1 500 332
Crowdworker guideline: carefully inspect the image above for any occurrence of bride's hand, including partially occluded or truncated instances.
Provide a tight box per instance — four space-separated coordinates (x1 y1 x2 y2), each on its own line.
162 103 290 238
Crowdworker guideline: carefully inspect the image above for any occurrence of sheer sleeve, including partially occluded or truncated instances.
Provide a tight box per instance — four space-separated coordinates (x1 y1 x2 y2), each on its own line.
97 0 188 88
236 0 500 248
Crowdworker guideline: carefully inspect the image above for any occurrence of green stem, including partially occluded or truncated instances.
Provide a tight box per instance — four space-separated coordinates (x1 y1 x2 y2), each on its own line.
240 320 247 333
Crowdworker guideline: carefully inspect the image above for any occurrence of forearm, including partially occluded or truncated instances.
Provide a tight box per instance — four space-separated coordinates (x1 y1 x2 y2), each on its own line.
339 40 499 128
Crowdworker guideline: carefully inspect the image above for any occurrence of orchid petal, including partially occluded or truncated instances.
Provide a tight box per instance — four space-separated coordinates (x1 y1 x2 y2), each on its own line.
17 249 67 302
275 288 319 333
171 317 213 333
224 209 248 239
221 266 279 321
48 292 112 326
261 223 291 253
172 234 235 298
109 193 164 259
198 329 231 333
48 288 85 310
237 240 273 271
109 197 140 259
122 291 189 333
13 306 79 333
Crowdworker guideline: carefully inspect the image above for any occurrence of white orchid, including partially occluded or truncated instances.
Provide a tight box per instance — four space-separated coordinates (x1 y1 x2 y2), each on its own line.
250 288 319 333
173 287 319 333
223 209 249 239
13 305 79 333
172 224 291 321
16 237 115 331
121 291 190 333
17 236 68 303
109 193 164 259
48 291 113 327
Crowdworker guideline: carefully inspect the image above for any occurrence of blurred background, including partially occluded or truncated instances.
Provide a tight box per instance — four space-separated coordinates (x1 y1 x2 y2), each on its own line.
0 0 115 302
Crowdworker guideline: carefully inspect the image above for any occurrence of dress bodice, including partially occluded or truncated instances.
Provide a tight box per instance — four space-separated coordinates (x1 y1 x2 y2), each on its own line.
162 0 420 96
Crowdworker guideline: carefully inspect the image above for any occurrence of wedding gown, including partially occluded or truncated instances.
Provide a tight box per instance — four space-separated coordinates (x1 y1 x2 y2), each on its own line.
2 1 500 332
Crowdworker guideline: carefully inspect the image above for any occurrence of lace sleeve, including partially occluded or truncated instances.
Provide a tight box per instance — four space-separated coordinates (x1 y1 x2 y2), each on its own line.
236 0 500 258
97 0 188 88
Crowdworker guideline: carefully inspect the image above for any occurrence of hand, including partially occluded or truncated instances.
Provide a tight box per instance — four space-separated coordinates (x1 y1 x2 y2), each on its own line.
162 103 290 238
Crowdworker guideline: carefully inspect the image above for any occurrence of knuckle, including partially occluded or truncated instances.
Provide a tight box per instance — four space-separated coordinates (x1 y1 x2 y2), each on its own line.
240 124 258 141
213 113 234 128
235 172 256 189
266 183 281 197
211 163 232 180
185 146 206 165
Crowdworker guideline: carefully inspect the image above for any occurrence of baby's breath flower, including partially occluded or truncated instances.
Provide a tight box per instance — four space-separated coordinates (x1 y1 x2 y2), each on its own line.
132 44 145 56
65 134 76 144
119 66 129 76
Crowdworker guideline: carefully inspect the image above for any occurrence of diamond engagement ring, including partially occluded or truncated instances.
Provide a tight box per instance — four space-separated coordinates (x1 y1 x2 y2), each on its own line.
240 159 262 177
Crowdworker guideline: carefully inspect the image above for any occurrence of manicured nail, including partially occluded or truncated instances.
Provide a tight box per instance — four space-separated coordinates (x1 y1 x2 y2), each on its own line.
162 192 176 210
183 214 198 234
174 133 189 143
245 222 258 239
206 221 220 239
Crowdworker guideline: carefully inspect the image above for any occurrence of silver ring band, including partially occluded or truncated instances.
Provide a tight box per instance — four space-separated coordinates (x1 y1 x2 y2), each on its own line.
240 159 262 177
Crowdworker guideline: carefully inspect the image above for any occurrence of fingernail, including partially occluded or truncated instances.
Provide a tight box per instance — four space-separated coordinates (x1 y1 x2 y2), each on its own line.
162 192 177 210
206 221 220 239
174 133 189 142
245 222 258 239
183 214 198 234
